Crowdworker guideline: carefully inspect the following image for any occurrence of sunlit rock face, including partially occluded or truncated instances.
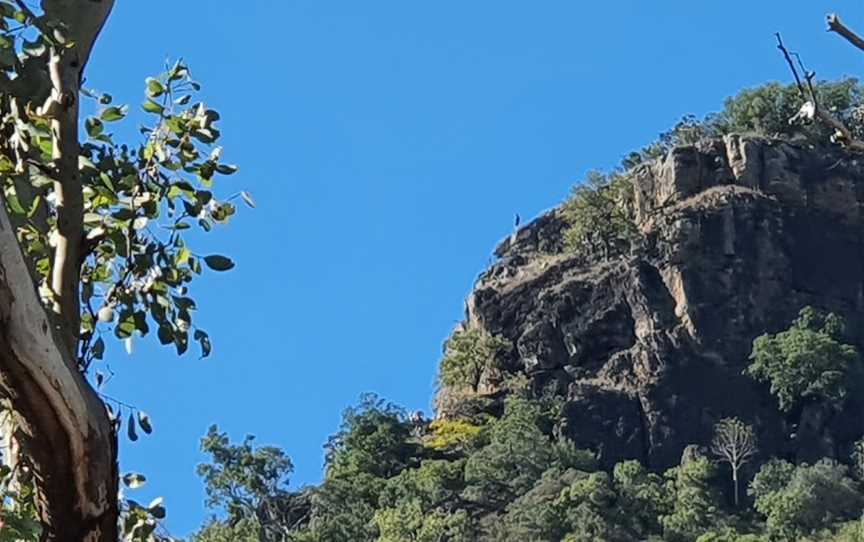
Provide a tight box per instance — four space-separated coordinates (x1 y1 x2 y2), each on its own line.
458 136 864 470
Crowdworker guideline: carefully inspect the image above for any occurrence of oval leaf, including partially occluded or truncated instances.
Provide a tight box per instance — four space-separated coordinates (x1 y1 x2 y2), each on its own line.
127 412 138 442
138 411 153 435
204 255 235 271
122 472 147 489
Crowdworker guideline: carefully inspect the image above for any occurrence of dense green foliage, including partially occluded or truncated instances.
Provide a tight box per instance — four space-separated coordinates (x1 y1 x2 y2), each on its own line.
561 171 637 258
561 79 864 259
750 459 863 539
437 328 509 392
746 307 859 413
623 79 864 168
190 396 864 541
190 300 864 542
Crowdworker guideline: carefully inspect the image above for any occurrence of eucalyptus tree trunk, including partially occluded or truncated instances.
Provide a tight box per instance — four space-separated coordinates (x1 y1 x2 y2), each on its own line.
0 1 119 540
0 198 118 540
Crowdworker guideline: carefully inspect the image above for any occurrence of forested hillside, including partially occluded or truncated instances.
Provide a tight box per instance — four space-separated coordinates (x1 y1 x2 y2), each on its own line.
189 81 864 542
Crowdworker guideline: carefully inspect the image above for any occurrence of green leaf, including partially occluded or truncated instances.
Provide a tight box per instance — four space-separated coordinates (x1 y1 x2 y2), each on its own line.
157 325 174 345
174 247 191 266
148 497 166 519
146 77 166 98
173 296 196 310
142 100 165 115
91 337 105 360
133 311 150 337
5 192 25 215
115 314 136 339
194 329 212 358
123 472 147 489
138 411 153 434
216 164 239 175
127 412 138 442
175 331 189 356
101 105 128 122
204 255 235 271
85 117 104 138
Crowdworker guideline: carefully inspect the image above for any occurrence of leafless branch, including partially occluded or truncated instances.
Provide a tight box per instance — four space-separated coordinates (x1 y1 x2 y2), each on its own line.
711 417 758 507
775 32 864 153
776 33 805 93
711 418 757 468
827 13 864 53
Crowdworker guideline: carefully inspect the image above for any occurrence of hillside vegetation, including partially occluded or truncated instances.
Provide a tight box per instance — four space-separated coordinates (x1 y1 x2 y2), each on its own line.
190 80 864 542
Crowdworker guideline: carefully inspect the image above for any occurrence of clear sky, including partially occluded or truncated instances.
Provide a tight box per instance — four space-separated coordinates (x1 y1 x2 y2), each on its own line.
84 0 864 537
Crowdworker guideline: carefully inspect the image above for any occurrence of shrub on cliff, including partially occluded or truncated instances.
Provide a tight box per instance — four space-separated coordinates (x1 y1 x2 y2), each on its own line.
438 328 510 392
561 171 637 259
746 307 859 413
623 79 864 169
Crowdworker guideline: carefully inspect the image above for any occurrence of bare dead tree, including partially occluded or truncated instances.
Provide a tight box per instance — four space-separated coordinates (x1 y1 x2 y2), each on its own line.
710 417 758 507
775 14 864 152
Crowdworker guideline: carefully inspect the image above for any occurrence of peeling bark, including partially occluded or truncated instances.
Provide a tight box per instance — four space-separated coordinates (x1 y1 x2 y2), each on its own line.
0 196 117 541
0 1 119 540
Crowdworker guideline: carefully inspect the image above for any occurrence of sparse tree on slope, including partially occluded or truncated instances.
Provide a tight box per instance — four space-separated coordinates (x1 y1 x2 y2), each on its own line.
710 418 758 508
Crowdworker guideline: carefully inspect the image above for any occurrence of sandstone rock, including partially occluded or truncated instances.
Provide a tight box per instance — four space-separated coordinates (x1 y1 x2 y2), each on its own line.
450 136 864 471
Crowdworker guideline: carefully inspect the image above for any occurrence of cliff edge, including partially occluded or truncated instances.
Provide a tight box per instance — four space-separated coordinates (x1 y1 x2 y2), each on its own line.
448 135 864 470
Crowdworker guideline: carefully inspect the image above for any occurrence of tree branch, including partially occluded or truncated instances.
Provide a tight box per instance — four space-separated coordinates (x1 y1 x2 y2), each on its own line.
827 13 864 53
38 0 115 356
775 32 864 153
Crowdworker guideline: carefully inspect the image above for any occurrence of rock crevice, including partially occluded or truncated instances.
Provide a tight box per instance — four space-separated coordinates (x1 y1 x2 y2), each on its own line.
454 136 864 469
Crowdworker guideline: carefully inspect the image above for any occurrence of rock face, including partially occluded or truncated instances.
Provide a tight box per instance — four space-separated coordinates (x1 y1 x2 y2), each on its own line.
459 135 864 471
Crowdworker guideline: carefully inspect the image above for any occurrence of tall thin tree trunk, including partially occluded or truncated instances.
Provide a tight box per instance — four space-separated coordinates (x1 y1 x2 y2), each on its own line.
47 45 84 358
732 467 739 507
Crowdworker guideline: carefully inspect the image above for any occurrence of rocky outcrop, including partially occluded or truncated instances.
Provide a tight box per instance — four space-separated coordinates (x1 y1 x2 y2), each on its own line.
456 135 864 471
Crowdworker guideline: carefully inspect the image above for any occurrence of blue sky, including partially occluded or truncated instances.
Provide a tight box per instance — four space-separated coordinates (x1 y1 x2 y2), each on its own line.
85 1 864 536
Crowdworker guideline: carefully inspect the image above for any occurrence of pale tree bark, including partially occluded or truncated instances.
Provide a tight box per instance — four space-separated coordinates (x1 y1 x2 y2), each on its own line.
776 15 864 152
0 196 118 540
0 1 119 540
38 0 115 356
710 418 757 508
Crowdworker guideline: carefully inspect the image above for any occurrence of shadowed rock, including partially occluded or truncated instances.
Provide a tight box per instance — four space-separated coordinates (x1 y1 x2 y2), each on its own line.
452 135 864 470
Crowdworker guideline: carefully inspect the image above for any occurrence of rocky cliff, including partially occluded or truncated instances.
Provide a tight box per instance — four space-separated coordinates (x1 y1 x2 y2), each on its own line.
454 135 864 471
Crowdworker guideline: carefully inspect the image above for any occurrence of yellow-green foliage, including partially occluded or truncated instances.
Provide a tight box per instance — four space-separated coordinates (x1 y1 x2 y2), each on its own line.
438 328 509 391
561 171 637 258
373 502 473 542
424 419 484 451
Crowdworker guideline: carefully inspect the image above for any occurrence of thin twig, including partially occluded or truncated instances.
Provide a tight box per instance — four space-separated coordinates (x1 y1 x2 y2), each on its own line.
827 13 864 52
775 32 864 153
775 33 806 97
